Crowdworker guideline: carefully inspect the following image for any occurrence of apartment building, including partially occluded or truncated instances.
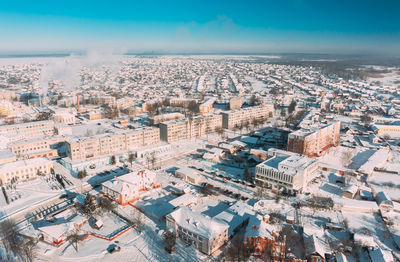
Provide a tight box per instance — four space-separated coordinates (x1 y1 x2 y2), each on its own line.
159 114 222 143
166 206 229 255
0 101 13 116
221 104 274 129
287 121 340 157
371 121 400 138
7 136 61 159
89 95 116 106
255 149 318 192
0 120 55 139
169 98 198 108
0 157 53 184
199 98 216 114
66 127 160 161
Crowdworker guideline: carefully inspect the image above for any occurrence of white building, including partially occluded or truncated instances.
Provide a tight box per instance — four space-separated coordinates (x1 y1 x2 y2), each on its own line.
255 149 318 192
166 206 228 255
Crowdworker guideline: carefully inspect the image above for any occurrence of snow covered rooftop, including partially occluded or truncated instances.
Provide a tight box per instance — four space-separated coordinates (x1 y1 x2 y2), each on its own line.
244 214 277 240
167 206 228 239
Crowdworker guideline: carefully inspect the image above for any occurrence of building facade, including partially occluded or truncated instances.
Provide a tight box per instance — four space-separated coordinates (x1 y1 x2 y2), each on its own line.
221 104 274 129
255 149 318 192
287 121 340 157
0 120 55 139
371 121 400 138
160 114 222 143
66 127 160 161
0 158 53 184
166 206 228 255
199 98 216 114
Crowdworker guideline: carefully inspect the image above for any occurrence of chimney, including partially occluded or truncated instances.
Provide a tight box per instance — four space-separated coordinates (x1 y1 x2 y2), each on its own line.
77 94 80 113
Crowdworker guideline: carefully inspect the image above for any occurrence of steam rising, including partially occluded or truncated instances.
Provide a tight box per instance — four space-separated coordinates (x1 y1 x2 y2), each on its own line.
39 49 124 95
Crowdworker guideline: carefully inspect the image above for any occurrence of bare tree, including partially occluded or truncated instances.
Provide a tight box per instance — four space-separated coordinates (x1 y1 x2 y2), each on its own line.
360 114 373 127
288 100 297 115
131 209 144 233
128 152 136 168
98 196 116 213
341 150 353 173
20 237 37 262
243 166 252 183
150 151 157 169
111 155 117 165
0 219 21 259
224 233 250 262
0 218 37 262
187 100 198 114
163 230 176 253
215 126 224 139
68 228 81 252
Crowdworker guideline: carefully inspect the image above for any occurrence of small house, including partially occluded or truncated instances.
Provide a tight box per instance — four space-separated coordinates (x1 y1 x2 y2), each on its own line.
342 184 358 199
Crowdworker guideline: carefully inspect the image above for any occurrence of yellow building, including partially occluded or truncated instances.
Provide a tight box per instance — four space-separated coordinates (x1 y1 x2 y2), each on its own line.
221 104 274 129
0 101 13 116
159 114 222 143
0 158 53 184
66 127 160 161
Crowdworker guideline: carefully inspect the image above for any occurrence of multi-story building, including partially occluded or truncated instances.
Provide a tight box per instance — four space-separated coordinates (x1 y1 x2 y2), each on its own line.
66 127 160 161
255 149 318 192
89 95 116 106
169 98 198 108
0 101 13 116
221 104 274 129
159 114 222 143
166 206 228 255
0 157 53 184
371 120 400 138
0 120 55 140
287 121 340 157
229 97 243 110
199 98 216 114
7 136 61 159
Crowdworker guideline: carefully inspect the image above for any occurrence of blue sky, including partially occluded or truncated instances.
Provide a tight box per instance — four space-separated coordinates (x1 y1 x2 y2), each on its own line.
0 0 399 54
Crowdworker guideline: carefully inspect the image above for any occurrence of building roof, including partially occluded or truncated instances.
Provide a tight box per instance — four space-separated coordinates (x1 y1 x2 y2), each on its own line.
102 170 156 194
244 214 276 240
176 167 201 181
214 201 255 236
167 206 228 239
0 149 15 159
0 157 51 173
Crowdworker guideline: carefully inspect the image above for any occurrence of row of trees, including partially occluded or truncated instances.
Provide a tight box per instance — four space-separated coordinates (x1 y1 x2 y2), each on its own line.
232 115 270 135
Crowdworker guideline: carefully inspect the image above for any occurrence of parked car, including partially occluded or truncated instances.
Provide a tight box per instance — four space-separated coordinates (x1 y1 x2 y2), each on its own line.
107 244 121 253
